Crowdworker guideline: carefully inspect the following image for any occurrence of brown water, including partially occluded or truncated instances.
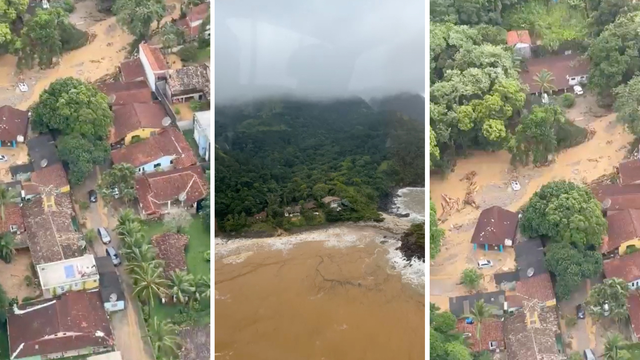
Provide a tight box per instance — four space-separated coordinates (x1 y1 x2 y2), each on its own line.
215 228 425 360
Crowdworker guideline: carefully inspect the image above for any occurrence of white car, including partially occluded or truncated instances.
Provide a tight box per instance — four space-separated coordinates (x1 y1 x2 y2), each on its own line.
574 85 584 95
477 259 493 269
511 181 521 191
17 83 28 92
0 155 8 162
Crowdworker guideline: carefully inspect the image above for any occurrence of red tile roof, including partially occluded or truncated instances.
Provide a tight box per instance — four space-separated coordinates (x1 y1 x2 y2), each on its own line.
506 30 531 46
602 209 640 253
520 54 590 92
97 80 152 106
471 206 519 246
456 319 505 352
8 291 113 359
0 105 29 142
120 58 146 82
177 18 199 37
603 251 640 282
151 233 189 276
111 127 196 168
111 103 168 143
140 43 169 72
0 203 25 234
135 165 207 216
506 273 555 308
30 163 69 190
619 159 640 185
187 3 209 23
628 293 640 339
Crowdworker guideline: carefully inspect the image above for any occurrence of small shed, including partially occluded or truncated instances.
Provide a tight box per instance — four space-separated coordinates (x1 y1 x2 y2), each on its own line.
95 256 125 313
506 30 532 59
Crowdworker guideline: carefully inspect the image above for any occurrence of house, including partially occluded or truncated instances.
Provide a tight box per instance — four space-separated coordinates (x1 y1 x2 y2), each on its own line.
29 162 70 193
628 293 640 342
36 254 99 298
304 201 317 210
456 318 505 353
165 64 210 103
591 183 640 213
110 102 170 147
135 165 207 218
7 291 114 360
471 206 519 252
88 352 123 360
110 127 197 173
520 54 590 94
506 30 532 59
151 233 188 277
95 256 125 313
618 159 640 185
119 57 146 83
176 3 210 39
139 43 169 92
504 305 564 360
9 163 33 181
26 134 61 171
603 251 640 289
22 191 83 265
0 105 29 147
506 273 556 311
322 196 342 210
1 202 27 248
449 290 506 317
284 205 301 217
21 182 40 201
601 209 640 255
193 111 210 161
252 211 267 222
97 80 153 107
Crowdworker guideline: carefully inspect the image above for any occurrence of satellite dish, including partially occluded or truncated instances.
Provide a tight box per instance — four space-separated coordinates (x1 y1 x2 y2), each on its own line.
178 192 187 202
602 198 611 209
108 94 116 104
40 159 48 168
161 117 171 127
526 268 535 277
16 135 24 143
109 293 118 302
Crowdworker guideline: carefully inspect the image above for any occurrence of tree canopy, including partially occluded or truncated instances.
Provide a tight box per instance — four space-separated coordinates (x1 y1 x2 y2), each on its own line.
430 303 473 360
614 75 640 136
508 105 567 166
545 242 603 300
430 200 444 259
113 0 165 39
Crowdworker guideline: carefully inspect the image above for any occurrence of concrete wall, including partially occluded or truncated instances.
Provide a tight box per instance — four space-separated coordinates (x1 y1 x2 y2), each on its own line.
139 47 156 91
44 278 99 298
135 155 175 174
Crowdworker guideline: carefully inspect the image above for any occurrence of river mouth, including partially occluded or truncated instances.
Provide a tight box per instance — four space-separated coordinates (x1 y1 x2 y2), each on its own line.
215 228 425 360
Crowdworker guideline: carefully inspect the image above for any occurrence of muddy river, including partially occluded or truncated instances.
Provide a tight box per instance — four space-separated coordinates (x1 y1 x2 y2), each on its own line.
215 225 425 360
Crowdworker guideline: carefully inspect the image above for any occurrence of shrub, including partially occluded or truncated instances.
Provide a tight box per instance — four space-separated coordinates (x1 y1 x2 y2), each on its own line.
556 121 588 150
79 200 90 211
174 107 181 115
565 315 577 329
177 44 198 62
626 245 640 255
560 93 575 108
460 268 482 291
189 100 201 111
51 0 75 13
24 275 33 287
204 250 210 261
21 295 37 303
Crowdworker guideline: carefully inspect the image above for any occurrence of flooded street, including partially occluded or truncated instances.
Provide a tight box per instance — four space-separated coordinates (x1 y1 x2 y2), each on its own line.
429 95 634 307
215 226 425 360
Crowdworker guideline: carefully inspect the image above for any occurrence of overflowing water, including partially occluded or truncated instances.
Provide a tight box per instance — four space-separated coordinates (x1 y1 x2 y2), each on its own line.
392 187 425 222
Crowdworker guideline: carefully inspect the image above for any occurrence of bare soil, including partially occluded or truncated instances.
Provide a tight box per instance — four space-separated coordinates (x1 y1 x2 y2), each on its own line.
0 251 39 300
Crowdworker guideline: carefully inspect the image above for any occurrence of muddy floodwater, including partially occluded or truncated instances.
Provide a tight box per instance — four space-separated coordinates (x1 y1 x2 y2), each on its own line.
394 187 425 221
215 227 425 360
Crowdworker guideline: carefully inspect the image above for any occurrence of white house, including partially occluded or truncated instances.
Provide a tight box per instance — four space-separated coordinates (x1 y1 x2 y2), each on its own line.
193 111 210 161
139 43 169 91
36 254 100 298
603 250 640 289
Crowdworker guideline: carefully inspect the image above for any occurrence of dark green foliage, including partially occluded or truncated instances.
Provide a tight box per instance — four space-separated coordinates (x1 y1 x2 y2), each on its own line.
509 105 566 166
51 0 76 13
430 200 444 259
197 13 210 48
589 0 640 37
430 303 472 360
614 75 640 136
398 222 425 260
545 242 603 300
113 0 165 40
555 121 588 150
0 284 9 323
520 180 607 249
560 93 576 108
430 0 523 25
177 44 198 62
215 98 424 232
58 134 110 185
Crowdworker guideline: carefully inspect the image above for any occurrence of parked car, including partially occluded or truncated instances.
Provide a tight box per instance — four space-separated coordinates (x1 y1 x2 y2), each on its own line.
97 227 111 244
574 85 584 95
88 189 98 203
583 349 596 360
511 181 521 191
106 246 121 266
0 155 8 162
576 304 586 319
477 259 493 269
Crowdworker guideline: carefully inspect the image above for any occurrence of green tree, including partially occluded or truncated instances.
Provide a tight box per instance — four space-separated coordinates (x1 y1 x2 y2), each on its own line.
604 333 632 360
430 303 473 360
0 233 15 264
586 278 630 323
168 270 195 304
122 243 156 264
589 0 640 37
98 163 136 203
462 299 496 340
460 268 482 291
614 75 640 136
430 200 444 259
533 70 557 94
147 317 182 358
159 22 184 49
113 0 165 39
545 242 603 300
130 262 169 307
116 209 142 232
57 134 110 185
520 180 607 249
509 105 565 166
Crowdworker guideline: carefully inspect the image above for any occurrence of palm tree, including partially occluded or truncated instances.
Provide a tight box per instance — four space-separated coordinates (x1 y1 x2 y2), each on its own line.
122 243 157 263
147 317 181 358
0 233 15 264
169 270 196 304
462 300 496 340
0 186 18 221
121 231 148 252
604 333 631 360
195 275 210 300
130 262 169 307
533 69 557 94
116 211 142 237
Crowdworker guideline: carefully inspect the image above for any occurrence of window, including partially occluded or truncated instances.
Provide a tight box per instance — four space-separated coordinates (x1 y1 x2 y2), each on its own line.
9 225 18 233
154 163 161 169
570 77 577 82
170 159 174 165
489 341 498 350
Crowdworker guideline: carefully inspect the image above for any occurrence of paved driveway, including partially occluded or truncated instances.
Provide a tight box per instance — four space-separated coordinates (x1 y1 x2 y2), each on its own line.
74 166 154 360
558 278 604 357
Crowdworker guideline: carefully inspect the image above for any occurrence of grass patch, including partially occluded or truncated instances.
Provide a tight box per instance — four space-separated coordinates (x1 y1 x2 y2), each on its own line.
181 129 201 160
196 46 210 63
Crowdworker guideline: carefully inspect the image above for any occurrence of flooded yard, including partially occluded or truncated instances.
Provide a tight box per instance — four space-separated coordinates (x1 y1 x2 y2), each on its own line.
0 251 38 300
429 94 634 304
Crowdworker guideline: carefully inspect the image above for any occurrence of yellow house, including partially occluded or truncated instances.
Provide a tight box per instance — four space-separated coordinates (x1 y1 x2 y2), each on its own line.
506 272 556 311
30 162 70 193
111 102 170 147
36 254 100 298
602 209 640 256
